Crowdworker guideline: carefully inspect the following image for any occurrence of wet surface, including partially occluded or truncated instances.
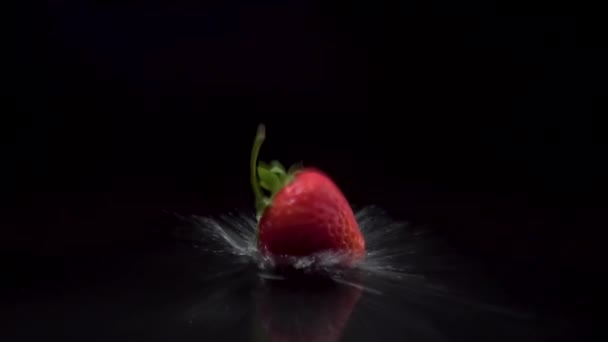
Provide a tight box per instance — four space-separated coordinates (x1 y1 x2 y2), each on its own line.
6 207 584 341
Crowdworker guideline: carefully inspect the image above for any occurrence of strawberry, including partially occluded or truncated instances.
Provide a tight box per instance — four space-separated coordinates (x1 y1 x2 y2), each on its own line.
250 124 365 267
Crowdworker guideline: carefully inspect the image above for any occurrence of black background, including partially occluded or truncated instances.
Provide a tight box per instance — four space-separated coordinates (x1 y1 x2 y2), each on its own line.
7 0 603 337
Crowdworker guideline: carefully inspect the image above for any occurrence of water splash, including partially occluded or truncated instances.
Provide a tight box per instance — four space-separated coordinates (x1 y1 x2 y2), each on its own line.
173 207 430 286
172 206 424 278
173 206 521 309
170 206 568 341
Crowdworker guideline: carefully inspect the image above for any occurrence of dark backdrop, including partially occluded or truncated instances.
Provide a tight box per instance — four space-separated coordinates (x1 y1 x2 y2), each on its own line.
8 0 602 327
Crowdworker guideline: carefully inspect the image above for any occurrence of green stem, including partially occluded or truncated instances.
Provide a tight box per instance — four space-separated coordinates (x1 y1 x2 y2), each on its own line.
251 124 266 216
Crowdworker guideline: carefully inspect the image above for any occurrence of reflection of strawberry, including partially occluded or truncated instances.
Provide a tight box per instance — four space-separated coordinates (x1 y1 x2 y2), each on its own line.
250 125 365 266
255 274 363 342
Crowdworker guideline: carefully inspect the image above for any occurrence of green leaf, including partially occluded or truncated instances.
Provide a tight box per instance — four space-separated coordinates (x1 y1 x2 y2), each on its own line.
270 160 285 173
259 180 272 191
255 197 271 216
255 200 265 214
287 161 303 175
269 160 286 182
257 166 281 193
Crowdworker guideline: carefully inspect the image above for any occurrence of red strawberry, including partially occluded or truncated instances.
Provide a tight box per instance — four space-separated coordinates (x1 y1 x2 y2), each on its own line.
250 124 365 267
